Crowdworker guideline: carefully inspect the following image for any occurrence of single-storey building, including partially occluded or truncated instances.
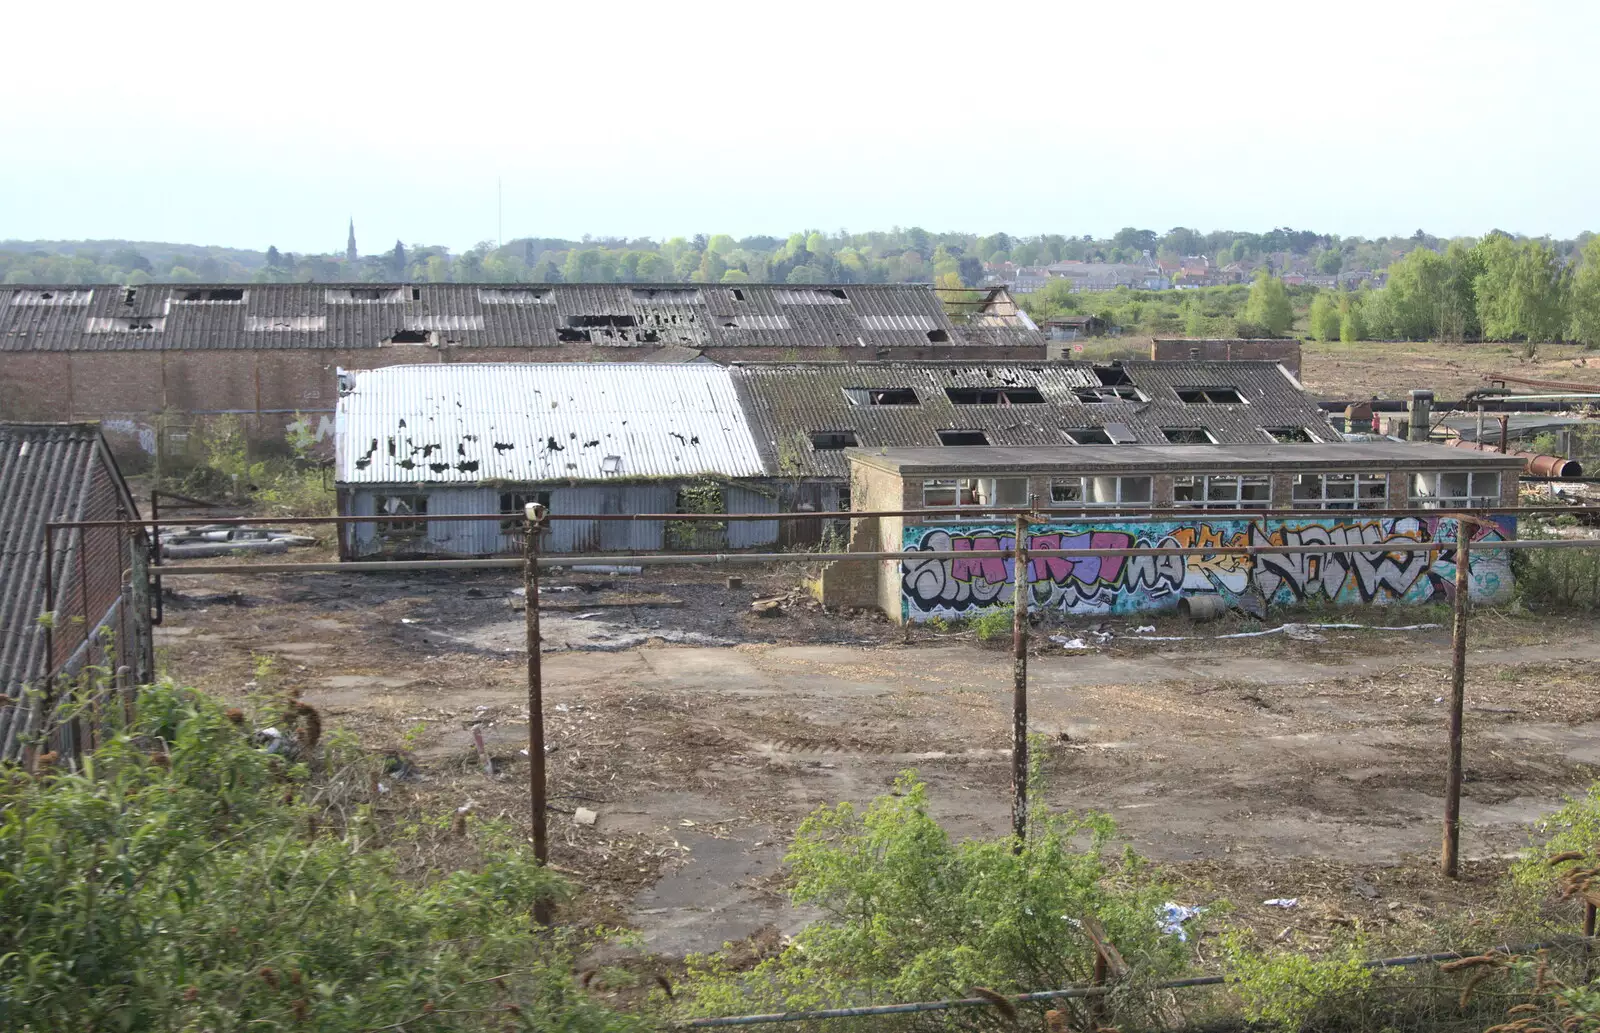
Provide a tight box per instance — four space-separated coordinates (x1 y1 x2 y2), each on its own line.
1041 314 1109 341
817 442 1523 623
334 363 777 557
0 423 152 763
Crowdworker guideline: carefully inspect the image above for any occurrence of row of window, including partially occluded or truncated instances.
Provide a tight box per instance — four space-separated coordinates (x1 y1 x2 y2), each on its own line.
809 425 1321 450
841 384 1249 407
922 470 1503 510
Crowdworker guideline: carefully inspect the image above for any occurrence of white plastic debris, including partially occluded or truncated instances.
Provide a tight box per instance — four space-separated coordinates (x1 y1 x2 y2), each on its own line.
1050 636 1090 650
1158 902 1204 941
1129 622 1441 643
574 807 598 826
1134 625 1156 634
576 612 604 619
1263 898 1299 909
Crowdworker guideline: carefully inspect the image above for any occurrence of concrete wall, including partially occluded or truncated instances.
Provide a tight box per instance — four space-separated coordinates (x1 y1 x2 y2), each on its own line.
896 514 1515 623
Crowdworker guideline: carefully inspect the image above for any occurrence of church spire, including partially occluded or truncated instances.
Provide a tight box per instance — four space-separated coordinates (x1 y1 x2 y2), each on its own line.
346 218 358 264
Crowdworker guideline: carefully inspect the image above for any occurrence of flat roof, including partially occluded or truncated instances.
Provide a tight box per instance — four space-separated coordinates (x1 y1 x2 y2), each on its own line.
845 442 1528 475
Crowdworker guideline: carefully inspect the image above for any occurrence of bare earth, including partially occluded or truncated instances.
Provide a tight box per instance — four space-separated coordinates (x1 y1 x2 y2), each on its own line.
1301 340 1600 401
151 562 1600 968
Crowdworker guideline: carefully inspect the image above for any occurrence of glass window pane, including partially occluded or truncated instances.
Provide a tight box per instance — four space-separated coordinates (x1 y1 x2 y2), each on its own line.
1293 474 1321 500
1173 476 1198 502
1051 479 1083 503
1241 480 1272 502
1206 477 1238 501
1120 477 1152 503
1472 472 1500 499
924 480 957 507
994 478 1029 506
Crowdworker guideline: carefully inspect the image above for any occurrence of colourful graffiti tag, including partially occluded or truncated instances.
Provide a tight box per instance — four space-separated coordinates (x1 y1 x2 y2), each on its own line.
900 517 1513 621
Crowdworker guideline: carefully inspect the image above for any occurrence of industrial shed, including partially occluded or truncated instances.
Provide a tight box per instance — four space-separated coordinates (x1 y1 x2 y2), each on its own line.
0 423 152 763
334 364 777 557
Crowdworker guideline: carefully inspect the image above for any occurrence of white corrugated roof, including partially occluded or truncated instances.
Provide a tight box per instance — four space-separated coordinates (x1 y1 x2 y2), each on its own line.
336 363 767 484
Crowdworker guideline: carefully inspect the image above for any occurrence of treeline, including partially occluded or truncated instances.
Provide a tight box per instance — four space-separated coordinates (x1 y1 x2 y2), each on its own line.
9 226 1581 289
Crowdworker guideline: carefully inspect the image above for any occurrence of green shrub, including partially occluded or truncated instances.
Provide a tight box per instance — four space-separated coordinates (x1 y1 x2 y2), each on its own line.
971 606 1014 641
0 681 640 1032
1513 523 1600 611
681 773 1188 1029
1221 932 1374 1032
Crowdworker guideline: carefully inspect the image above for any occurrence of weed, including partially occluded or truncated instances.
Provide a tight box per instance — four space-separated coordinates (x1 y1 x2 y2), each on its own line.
972 606 1014 641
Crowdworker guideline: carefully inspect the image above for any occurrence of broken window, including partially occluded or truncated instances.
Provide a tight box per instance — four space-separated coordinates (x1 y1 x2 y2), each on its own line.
944 387 1046 405
809 430 859 450
383 329 430 344
176 288 245 302
566 314 637 328
86 316 166 332
1173 474 1271 509
1175 387 1246 404
937 430 990 446
1294 472 1388 509
667 483 728 550
922 477 1023 509
1072 385 1146 403
1262 426 1318 443
1162 427 1217 444
499 490 552 533
842 387 918 406
1409 470 1501 509
1050 476 1152 507
374 494 427 541
1061 427 1114 445
1092 365 1134 386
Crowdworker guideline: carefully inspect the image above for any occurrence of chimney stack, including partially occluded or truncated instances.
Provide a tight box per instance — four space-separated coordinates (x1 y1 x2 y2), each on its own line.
1407 389 1434 442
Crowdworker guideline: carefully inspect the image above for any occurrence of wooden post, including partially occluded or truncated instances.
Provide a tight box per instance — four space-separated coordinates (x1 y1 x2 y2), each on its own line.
524 502 551 924
1442 519 1472 878
1011 509 1030 848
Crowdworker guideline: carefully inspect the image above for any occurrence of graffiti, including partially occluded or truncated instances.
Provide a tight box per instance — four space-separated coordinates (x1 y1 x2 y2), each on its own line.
900 517 1512 621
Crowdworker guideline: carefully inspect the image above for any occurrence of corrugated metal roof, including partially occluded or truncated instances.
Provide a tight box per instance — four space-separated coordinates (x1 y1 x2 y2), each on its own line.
730 360 1338 478
0 282 1043 353
336 364 767 484
850 441 1529 474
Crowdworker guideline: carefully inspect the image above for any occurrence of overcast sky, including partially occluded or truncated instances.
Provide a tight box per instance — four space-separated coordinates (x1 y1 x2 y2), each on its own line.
2 0 1594 254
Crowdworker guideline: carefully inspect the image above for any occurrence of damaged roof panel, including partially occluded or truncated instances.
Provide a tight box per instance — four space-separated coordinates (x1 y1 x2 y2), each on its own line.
0 282 1042 352
335 363 767 484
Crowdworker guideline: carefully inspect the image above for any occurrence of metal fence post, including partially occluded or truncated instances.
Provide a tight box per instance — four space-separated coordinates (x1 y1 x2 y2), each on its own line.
1011 508 1031 848
1443 518 1472 878
524 502 551 925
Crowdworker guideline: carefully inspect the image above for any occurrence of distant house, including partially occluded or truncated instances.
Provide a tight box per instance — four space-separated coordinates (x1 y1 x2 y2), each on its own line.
1044 262 1169 292
0 423 152 764
1042 314 1109 341
1010 267 1052 294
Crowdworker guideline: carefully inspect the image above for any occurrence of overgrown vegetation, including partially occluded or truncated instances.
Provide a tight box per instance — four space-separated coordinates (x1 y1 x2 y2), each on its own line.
0 681 641 1032
681 772 1189 1029
1512 521 1600 610
174 414 333 518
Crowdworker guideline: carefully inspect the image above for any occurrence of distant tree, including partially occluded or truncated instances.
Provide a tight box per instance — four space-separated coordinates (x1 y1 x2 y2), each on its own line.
1339 293 1368 342
390 241 407 279
534 259 562 283
1112 227 1158 253
785 264 827 284
108 247 152 273
706 234 735 256
1569 237 1600 348
957 256 984 287
805 232 828 257
721 268 750 283
634 252 671 281
1308 293 1341 341
1243 270 1293 336
694 251 728 283
425 256 449 283
1315 249 1343 275
265 245 282 268
1475 234 1568 343
691 233 709 253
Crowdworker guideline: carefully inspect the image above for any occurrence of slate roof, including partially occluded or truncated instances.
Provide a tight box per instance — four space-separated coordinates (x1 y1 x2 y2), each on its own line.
730 360 1336 478
0 283 1041 353
335 364 766 485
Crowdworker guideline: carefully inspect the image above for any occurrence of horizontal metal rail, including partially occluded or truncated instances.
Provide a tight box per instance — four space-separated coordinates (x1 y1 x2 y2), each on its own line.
42 503 1581 532
148 536 1562 578
679 937 1593 1027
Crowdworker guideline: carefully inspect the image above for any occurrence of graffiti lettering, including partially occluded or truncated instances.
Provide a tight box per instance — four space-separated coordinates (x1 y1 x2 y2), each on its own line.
900 517 1511 622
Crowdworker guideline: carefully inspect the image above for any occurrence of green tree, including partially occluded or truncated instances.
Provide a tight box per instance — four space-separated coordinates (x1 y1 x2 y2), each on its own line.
720 268 750 282
1243 270 1293 336
1569 237 1600 348
1308 292 1341 341
706 234 735 256
1315 249 1342 275
1476 234 1569 343
1338 293 1368 342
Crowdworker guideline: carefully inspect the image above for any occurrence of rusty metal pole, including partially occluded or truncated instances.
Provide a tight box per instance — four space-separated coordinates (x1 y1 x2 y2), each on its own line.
1011 508 1031 848
524 502 551 924
1443 519 1472 878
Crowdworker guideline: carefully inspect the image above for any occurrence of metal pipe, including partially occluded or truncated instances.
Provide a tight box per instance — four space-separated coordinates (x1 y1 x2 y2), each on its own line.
1448 439 1583 477
524 504 550 926
1011 510 1029 847
1443 521 1470 879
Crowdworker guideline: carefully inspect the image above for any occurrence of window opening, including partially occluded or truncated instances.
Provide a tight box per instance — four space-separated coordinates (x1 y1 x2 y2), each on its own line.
937 430 990 446
1176 387 1245 404
922 477 1025 509
1162 427 1217 444
1173 474 1271 509
500 491 552 533
1072 385 1145 402
177 288 245 302
375 494 428 541
926 329 950 342
1092 365 1133 386
566 314 637 328
384 329 429 344
1262 426 1317 443
809 431 859 450
1293 472 1388 509
1409 470 1501 509
842 387 918 406
1050 476 1152 507
1061 427 1114 445
945 386 1045 405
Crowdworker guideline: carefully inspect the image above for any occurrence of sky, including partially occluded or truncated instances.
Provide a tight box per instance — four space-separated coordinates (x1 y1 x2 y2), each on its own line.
3 0 1597 254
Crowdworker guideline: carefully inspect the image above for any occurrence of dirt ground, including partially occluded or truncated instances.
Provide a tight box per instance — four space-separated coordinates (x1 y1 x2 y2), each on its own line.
1301 340 1600 401
148 556 1600 974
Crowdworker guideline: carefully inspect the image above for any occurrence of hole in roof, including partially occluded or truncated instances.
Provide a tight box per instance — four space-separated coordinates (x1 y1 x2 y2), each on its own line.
809 430 859 450
411 287 421 300
385 329 429 344
478 288 550 303
946 387 1045 405
1176 387 1245 404
1162 427 1217 444
843 387 918 406
938 430 990 446
1092 365 1133 386
1262 426 1316 443
556 328 591 342
567 314 637 328
178 288 245 302
1062 427 1114 445
1072 385 1145 403
926 328 950 342
732 288 745 301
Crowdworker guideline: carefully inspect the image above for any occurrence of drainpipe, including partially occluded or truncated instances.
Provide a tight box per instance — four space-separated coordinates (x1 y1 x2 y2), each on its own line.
1408 389 1434 442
